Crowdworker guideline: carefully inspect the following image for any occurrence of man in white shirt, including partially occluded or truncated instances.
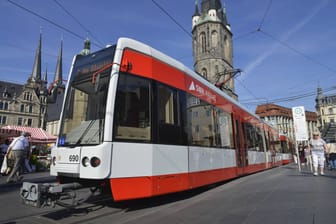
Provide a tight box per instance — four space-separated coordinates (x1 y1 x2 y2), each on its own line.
6 131 30 183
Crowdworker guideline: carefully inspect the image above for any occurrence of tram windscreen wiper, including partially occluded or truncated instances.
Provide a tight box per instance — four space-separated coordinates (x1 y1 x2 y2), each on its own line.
73 120 95 147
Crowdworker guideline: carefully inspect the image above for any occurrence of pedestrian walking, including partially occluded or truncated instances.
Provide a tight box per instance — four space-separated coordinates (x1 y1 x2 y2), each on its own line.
304 144 313 172
308 131 328 176
327 142 336 170
298 144 306 165
5 132 30 183
0 139 10 168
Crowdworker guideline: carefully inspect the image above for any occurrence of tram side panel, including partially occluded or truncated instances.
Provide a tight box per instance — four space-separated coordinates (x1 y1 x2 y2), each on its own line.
245 150 268 173
110 143 189 201
188 147 237 188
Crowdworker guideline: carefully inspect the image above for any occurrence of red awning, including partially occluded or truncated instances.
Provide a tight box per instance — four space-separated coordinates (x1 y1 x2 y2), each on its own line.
0 125 57 143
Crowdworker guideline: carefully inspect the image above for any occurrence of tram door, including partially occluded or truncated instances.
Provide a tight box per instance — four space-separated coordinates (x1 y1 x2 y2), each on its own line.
234 117 248 175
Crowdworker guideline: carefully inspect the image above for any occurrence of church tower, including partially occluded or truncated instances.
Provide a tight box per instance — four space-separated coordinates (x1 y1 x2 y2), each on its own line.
192 0 237 99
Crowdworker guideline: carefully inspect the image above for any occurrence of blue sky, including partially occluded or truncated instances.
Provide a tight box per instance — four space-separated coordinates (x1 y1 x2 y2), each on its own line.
0 0 335 112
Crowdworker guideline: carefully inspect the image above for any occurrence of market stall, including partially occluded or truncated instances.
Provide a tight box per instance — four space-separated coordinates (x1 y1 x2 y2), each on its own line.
0 125 56 144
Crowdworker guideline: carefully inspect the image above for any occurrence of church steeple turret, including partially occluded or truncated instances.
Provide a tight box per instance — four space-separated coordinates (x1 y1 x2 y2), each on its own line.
192 0 201 28
43 66 48 84
80 37 91 56
31 32 42 82
41 66 48 93
54 40 63 86
193 0 200 16
47 39 65 103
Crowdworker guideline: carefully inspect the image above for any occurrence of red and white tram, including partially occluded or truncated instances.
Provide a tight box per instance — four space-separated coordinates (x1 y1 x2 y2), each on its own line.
21 38 292 206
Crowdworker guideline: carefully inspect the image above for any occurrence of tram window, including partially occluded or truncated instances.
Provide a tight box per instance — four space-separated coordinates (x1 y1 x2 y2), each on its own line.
246 123 264 151
281 140 289 153
156 84 187 145
113 74 151 142
273 136 282 153
157 84 178 125
186 94 234 148
215 108 234 149
246 123 258 151
187 95 216 147
256 127 265 152
264 132 270 151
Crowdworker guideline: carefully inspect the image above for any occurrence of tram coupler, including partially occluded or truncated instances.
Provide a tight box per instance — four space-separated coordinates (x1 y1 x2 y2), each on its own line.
20 182 82 208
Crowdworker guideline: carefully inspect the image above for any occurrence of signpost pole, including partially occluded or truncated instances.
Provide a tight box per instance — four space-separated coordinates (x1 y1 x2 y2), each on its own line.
295 141 301 172
292 106 309 173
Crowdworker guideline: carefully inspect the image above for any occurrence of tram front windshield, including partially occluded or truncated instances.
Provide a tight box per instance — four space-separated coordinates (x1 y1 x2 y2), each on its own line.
58 46 115 147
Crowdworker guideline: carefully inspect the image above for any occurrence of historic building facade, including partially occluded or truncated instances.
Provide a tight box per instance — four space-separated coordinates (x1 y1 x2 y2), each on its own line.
0 34 64 133
255 103 318 140
315 87 336 142
192 0 237 99
315 87 336 127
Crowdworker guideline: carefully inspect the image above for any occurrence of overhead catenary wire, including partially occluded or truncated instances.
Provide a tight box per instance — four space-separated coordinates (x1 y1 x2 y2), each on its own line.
6 0 102 48
53 0 104 47
241 86 336 105
234 0 336 106
259 29 336 74
151 0 192 38
257 0 273 30
234 0 272 40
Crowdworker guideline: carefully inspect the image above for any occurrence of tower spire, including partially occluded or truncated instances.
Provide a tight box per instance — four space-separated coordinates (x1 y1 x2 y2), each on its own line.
43 65 48 82
193 0 200 17
31 32 42 82
43 65 48 88
54 39 63 86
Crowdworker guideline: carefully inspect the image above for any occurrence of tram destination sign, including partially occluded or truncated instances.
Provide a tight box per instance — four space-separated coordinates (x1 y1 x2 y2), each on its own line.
292 106 308 141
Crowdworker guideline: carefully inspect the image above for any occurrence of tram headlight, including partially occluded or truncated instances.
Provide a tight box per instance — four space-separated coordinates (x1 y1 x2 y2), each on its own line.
90 157 101 167
82 157 90 167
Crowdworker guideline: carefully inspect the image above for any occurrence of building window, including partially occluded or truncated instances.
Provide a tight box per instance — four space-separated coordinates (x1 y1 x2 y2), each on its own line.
18 117 23 126
20 104 25 112
0 115 6 125
329 108 333 114
29 105 33 113
201 68 207 79
0 101 7 110
27 118 32 127
211 31 218 48
200 32 206 53
195 125 199 133
24 92 33 101
224 35 228 46
208 124 212 132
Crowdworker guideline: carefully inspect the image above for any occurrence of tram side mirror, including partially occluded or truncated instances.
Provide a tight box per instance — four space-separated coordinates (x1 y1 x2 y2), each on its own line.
94 73 100 93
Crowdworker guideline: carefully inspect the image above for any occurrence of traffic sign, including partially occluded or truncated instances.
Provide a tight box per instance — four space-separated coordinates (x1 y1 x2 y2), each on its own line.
292 106 308 141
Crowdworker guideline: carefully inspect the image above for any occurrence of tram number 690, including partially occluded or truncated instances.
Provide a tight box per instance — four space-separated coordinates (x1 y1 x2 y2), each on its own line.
69 155 79 162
